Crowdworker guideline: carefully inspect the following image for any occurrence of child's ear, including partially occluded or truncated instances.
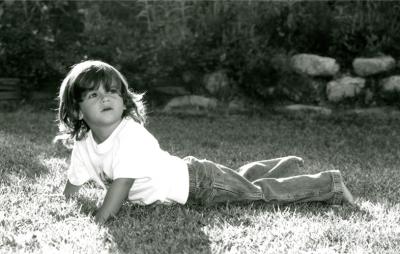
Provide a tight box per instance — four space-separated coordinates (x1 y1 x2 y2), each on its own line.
78 111 83 120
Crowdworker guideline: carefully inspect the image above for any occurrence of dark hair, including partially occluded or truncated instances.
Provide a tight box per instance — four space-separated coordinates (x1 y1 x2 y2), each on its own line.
56 60 146 144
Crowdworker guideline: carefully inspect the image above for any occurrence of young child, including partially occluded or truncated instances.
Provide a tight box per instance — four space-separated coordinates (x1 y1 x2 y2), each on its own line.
57 60 355 224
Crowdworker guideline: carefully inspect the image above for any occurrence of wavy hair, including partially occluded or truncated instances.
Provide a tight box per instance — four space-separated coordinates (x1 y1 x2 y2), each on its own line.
56 60 146 144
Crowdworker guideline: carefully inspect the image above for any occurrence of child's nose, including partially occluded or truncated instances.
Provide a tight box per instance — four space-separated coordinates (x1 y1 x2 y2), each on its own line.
99 92 111 102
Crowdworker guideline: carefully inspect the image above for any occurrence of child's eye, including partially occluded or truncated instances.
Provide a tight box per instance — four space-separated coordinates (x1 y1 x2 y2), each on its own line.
87 92 98 99
109 88 119 94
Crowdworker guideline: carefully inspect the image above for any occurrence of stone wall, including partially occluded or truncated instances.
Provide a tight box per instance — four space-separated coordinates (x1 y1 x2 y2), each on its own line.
291 54 399 105
160 53 400 114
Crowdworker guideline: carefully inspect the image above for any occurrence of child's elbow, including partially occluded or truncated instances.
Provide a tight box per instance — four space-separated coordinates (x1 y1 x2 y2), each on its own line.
114 178 135 188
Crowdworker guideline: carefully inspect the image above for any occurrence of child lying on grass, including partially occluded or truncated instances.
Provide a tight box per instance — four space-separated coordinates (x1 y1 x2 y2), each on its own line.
57 60 355 224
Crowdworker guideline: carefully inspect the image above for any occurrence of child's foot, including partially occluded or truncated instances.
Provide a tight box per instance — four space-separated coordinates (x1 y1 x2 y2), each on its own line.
286 156 304 167
341 182 356 206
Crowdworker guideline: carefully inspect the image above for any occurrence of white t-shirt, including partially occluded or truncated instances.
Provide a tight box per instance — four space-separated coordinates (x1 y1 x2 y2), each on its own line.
67 117 189 205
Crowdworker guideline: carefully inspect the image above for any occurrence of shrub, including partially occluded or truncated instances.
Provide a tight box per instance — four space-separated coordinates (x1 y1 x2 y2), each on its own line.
0 0 84 94
2 0 400 103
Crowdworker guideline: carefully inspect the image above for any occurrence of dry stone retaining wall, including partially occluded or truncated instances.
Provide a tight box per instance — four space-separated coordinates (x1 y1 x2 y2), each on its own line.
290 54 399 104
162 53 400 114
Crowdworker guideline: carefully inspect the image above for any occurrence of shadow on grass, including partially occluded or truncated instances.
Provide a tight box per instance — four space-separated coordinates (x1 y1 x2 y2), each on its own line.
74 193 377 254
0 108 63 183
109 205 212 253
0 122 70 183
0 133 58 184
0 145 50 183
75 196 212 253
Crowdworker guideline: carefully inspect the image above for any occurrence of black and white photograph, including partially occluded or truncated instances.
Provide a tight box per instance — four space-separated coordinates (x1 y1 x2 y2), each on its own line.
0 0 399 253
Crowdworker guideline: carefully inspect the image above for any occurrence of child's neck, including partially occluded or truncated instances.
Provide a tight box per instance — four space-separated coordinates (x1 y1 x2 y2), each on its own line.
90 119 123 144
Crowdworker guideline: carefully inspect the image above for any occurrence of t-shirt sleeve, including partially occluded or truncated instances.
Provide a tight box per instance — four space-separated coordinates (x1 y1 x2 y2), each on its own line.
112 124 159 180
67 143 91 186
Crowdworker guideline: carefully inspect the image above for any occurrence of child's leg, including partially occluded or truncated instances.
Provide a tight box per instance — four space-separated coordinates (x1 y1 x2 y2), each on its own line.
253 170 354 205
184 156 353 206
238 156 304 181
185 156 262 204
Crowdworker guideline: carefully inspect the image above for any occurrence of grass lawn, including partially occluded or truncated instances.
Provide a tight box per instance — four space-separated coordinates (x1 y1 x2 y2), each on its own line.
1 105 399 253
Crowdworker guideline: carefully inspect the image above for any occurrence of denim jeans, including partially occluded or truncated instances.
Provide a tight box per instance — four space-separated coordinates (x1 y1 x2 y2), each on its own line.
183 156 344 206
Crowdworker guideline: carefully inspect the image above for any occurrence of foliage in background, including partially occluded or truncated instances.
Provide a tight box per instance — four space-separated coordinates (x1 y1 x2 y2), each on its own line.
0 1 84 90
1 0 400 101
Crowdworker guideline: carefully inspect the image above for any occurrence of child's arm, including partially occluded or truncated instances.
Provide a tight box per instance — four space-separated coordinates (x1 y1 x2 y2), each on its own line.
63 180 82 199
94 178 135 224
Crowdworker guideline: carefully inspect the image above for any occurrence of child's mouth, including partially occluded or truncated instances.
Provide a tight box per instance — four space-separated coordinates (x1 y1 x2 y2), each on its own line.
102 107 112 112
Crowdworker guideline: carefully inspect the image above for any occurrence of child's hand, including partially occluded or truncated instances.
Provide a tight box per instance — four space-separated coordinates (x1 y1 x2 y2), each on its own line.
94 209 109 224
63 180 81 199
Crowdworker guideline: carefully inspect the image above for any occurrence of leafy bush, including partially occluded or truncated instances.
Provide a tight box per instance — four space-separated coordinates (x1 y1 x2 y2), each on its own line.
2 0 400 102
329 1 400 68
0 1 84 93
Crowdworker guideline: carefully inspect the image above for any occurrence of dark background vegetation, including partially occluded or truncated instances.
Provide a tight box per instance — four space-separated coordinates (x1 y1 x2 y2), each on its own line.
1 0 400 102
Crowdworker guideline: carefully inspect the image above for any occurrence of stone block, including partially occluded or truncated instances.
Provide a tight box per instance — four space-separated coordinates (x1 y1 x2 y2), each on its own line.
380 75 400 93
353 56 395 76
163 95 218 111
291 54 340 77
326 76 365 102
203 70 230 96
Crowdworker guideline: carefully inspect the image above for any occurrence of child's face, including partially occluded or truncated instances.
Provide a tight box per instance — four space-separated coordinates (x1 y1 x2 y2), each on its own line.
78 83 126 131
